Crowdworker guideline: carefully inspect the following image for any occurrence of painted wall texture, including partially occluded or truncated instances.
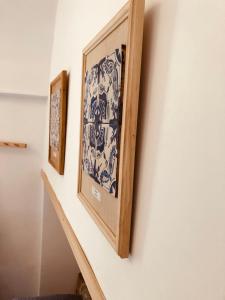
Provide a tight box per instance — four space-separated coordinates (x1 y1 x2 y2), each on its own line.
41 0 225 299
0 94 46 299
40 191 79 295
0 1 57 299
0 0 57 96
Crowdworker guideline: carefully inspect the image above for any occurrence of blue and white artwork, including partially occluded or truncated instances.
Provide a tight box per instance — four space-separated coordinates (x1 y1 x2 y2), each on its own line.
50 88 61 152
82 46 125 197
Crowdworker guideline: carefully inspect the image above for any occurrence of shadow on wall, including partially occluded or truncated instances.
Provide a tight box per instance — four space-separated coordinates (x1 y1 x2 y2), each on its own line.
0 95 47 300
130 0 178 256
39 189 80 295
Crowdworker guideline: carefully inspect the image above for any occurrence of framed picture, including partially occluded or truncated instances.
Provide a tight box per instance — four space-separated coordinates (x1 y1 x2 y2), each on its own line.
77 0 144 258
48 70 68 175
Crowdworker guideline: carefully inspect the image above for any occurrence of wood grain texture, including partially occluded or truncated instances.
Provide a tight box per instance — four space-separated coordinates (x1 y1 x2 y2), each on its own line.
77 0 145 258
41 170 106 300
48 70 68 175
116 0 145 258
78 191 117 251
0 141 27 148
83 2 129 55
77 4 129 256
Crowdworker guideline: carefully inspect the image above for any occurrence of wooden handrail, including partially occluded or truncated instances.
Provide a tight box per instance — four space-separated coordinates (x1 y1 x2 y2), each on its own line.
41 169 105 300
0 141 27 149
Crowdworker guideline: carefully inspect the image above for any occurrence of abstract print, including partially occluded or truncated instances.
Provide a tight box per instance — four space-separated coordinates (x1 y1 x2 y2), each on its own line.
50 89 61 151
82 46 125 197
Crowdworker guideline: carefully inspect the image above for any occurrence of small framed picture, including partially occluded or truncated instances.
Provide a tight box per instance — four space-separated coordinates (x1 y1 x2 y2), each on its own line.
77 0 144 257
48 70 68 175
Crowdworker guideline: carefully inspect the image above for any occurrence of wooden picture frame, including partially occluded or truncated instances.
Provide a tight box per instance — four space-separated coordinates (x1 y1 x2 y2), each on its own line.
77 0 144 258
48 70 68 175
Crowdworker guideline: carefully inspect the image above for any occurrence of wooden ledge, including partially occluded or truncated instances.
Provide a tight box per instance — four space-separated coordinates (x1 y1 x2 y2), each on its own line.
0 141 27 148
0 90 47 99
41 170 105 300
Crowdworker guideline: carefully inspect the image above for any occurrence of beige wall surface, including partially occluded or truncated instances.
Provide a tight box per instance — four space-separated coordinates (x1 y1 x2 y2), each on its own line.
43 0 225 299
0 95 47 299
39 191 79 295
0 0 57 96
0 1 57 299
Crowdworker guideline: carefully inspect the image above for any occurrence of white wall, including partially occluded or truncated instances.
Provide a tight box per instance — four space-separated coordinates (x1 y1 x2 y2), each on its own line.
43 0 225 299
0 95 47 300
0 0 57 96
0 1 57 299
40 191 79 295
